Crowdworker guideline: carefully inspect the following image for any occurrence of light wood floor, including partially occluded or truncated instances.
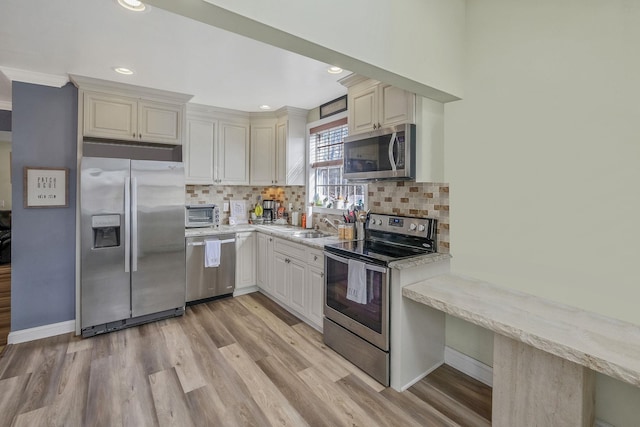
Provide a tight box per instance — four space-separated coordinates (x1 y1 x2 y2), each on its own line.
0 292 491 427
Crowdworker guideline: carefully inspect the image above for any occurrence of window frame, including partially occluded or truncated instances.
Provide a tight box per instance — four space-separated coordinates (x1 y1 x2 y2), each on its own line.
306 111 367 215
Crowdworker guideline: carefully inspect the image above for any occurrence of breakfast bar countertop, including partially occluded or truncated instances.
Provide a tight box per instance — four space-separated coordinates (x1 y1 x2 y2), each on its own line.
403 274 640 387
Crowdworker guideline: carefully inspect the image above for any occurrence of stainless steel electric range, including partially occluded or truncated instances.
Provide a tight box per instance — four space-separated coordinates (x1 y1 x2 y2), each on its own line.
323 213 437 386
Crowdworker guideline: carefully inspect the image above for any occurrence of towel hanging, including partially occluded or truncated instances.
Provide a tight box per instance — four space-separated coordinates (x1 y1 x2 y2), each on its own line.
346 259 367 304
204 239 221 268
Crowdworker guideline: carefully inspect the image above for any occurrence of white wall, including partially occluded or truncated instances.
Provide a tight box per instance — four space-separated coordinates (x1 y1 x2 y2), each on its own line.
0 138 11 209
445 0 640 425
150 0 465 101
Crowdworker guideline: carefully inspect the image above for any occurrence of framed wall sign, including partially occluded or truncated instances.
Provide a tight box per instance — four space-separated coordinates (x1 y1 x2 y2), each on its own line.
320 95 348 119
23 167 69 208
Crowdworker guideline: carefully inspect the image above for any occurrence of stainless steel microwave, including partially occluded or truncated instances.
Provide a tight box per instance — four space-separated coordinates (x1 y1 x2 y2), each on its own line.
343 123 416 181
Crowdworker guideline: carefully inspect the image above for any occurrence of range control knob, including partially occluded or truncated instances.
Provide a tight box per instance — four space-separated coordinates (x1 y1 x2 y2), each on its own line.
377 219 383 225
417 224 426 232
409 223 417 231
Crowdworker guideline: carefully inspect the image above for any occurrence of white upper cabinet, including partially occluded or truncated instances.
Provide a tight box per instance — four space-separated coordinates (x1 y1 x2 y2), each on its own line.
250 107 307 186
217 119 250 185
184 104 250 185
73 75 192 145
342 75 415 136
250 118 276 185
275 107 307 186
184 114 216 184
137 100 183 144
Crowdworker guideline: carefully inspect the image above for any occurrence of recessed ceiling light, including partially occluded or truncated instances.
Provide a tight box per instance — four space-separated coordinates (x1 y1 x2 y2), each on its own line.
113 67 134 75
327 66 343 74
117 0 146 12
259 105 271 110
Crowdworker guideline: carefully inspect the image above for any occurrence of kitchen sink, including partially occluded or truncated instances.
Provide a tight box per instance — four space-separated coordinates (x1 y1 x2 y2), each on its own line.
293 231 331 239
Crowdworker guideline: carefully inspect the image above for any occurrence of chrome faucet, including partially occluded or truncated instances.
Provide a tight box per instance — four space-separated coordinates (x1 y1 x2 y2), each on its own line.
323 217 340 231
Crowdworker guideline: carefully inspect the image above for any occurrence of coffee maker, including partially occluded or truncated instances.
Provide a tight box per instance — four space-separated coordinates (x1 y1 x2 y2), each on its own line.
262 200 276 223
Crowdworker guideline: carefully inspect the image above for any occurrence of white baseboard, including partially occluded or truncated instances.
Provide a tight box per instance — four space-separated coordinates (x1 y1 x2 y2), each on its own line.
444 346 493 387
594 419 615 427
7 320 76 344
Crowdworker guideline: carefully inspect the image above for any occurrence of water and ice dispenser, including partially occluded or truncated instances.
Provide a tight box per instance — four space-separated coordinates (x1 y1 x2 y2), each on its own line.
91 214 121 248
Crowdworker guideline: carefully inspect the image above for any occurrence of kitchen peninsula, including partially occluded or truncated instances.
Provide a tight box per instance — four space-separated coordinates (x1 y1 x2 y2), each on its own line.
404 274 640 426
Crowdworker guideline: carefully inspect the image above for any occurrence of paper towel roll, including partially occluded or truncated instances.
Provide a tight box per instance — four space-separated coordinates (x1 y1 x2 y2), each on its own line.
306 207 313 229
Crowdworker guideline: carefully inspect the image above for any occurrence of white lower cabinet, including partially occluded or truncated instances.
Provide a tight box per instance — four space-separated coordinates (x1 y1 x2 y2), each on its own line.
256 233 324 330
256 233 274 295
235 231 256 294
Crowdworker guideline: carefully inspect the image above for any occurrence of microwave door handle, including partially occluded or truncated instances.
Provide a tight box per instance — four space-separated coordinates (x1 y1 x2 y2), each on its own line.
388 132 397 173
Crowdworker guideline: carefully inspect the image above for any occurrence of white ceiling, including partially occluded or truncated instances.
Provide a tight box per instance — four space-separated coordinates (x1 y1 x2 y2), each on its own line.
0 0 350 112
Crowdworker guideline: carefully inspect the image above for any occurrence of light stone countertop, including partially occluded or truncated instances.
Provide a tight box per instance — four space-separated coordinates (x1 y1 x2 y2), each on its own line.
185 224 341 250
402 274 640 387
185 224 448 264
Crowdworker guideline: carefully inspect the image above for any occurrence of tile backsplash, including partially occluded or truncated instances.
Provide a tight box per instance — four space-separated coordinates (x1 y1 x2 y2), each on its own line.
186 181 449 253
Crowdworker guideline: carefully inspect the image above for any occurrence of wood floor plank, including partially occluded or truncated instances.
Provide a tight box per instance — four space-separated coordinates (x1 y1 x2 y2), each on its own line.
184 385 225 427
380 386 461 427
188 304 236 348
149 368 196 427
297 366 380 427
212 299 312 373
424 363 493 421
291 321 386 392
0 337 44 379
160 321 208 393
337 373 423 427
17 333 69 414
84 355 123 427
409 379 492 427
239 294 349 382
251 291 303 326
256 355 345 427
0 373 31 426
220 342 310 427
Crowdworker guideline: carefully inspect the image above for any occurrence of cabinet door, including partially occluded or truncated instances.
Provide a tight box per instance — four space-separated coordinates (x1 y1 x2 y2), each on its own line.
84 92 137 141
379 84 415 128
273 252 288 303
218 121 250 185
138 100 183 144
250 123 276 185
235 232 256 290
289 258 307 316
185 118 215 184
308 266 325 328
348 83 378 134
256 234 273 294
275 121 287 185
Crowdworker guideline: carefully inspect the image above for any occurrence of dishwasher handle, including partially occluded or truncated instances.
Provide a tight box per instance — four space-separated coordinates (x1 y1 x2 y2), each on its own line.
188 238 235 247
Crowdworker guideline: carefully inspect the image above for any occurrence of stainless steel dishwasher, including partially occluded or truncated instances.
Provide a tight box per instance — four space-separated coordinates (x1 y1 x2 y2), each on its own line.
185 233 236 303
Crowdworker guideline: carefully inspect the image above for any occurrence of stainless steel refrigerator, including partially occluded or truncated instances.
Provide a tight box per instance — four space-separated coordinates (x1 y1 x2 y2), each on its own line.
80 156 185 337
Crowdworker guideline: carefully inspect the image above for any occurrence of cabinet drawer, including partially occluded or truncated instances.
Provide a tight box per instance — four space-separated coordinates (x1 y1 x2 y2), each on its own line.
307 249 324 269
273 238 306 261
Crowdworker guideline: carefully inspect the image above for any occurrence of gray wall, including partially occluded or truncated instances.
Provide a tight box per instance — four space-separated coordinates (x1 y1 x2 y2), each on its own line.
11 82 77 330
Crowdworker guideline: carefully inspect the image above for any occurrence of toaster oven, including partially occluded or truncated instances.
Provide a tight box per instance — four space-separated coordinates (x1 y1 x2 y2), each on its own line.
185 204 220 228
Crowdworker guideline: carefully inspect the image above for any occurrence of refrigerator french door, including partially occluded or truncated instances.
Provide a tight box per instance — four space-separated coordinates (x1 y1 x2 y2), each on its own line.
80 157 186 336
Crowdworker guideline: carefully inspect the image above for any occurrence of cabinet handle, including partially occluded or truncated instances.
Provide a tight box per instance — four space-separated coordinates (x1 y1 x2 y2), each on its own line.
320 272 325 278
132 132 135 137
314 255 318 261
138 133 142 139
285 258 290 263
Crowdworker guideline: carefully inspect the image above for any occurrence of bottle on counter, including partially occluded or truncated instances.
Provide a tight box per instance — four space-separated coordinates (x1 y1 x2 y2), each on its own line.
301 213 306 228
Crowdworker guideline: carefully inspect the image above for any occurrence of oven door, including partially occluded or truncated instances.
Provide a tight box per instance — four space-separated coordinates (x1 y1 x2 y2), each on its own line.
324 251 389 351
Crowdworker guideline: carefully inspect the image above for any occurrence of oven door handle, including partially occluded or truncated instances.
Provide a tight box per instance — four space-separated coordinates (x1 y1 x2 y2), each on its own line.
324 251 388 273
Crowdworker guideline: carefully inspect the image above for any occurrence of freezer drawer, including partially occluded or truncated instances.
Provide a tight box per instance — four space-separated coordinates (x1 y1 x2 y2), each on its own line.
186 234 236 302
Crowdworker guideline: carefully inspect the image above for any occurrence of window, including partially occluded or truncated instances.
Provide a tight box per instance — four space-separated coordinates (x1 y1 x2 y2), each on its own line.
308 114 366 211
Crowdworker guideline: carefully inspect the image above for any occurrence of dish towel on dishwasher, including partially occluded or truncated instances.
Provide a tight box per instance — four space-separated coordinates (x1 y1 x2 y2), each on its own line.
347 259 367 304
204 239 221 268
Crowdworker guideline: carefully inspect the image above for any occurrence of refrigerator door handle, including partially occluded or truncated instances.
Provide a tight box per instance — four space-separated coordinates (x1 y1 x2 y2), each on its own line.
124 177 131 273
132 177 138 272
